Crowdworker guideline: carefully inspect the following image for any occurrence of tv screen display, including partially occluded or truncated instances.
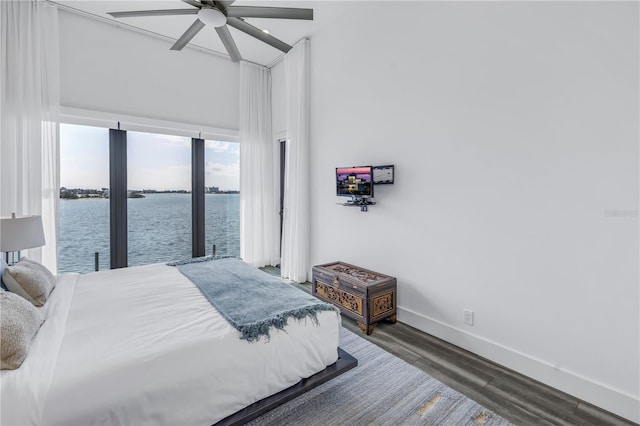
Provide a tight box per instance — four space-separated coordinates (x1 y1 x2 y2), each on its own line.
336 166 374 198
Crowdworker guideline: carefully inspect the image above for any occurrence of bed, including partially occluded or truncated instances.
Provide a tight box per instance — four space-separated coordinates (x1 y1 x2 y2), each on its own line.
1 259 355 425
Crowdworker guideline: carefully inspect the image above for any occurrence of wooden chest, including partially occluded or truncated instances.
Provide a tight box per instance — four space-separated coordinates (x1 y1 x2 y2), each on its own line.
312 261 397 335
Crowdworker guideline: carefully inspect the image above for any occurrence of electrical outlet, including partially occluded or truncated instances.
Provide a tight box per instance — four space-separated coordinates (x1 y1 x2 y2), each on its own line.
464 309 474 326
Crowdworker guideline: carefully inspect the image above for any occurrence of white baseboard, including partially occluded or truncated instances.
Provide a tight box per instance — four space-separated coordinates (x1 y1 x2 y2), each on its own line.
397 306 640 424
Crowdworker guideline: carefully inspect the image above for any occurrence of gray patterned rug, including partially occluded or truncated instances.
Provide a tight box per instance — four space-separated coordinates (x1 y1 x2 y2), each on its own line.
248 327 513 426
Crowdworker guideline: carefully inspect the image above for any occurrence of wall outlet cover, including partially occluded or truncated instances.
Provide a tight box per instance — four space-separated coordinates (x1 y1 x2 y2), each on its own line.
464 309 474 326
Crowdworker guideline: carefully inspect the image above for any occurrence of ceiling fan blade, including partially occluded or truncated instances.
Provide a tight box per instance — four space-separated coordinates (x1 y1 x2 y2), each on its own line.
181 0 203 7
170 19 206 51
107 9 198 18
215 25 242 63
214 1 235 12
226 6 313 20
227 17 292 53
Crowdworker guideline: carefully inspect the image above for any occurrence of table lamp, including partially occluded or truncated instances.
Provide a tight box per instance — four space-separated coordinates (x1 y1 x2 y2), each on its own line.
0 213 46 265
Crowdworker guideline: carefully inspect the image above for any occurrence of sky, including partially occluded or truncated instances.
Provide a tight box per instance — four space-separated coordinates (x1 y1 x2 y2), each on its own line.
60 123 239 191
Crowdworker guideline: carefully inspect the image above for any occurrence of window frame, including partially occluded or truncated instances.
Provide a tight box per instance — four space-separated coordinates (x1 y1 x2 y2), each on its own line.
59 108 239 270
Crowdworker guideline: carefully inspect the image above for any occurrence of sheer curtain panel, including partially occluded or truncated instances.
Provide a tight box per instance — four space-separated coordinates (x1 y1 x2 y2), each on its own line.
0 1 60 272
280 39 310 283
239 62 279 267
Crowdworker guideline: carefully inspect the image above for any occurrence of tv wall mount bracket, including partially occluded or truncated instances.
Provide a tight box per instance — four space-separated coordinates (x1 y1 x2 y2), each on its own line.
339 197 376 212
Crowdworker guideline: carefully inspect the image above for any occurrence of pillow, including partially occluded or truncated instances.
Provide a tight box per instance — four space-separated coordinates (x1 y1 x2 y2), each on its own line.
20 257 56 287
2 260 55 307
1 290 44 370
0 257 7 290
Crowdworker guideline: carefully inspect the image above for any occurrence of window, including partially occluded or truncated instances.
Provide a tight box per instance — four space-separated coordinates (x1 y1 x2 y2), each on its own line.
204 140 240 257
127 131 192 266
58 124 110 273
59 124 241 272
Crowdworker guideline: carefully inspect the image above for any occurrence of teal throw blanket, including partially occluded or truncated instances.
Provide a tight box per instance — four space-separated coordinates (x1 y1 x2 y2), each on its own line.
169 257 338 342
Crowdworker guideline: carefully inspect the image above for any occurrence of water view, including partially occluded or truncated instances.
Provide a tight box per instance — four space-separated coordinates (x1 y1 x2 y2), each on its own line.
59 193 240 273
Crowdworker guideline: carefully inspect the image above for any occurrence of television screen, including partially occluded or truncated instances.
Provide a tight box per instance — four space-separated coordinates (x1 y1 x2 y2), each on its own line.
336 166 374 198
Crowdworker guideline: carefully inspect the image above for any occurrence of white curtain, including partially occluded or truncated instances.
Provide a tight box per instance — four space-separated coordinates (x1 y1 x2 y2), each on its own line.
0 0 60 272
239 62 279 267
281 39 310 283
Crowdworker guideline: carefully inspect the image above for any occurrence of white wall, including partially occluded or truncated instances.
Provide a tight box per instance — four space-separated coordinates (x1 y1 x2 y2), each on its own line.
303 1 639 421
59 10 239 132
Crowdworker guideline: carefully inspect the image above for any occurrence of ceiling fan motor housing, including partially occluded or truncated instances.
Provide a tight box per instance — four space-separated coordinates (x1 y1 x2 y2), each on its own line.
198 7 226 28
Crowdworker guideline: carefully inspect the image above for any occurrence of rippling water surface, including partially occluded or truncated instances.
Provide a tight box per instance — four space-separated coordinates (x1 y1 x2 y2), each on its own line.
59 193 239 273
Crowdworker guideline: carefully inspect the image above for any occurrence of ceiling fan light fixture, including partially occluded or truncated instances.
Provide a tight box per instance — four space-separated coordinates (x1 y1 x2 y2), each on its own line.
198 7 226 27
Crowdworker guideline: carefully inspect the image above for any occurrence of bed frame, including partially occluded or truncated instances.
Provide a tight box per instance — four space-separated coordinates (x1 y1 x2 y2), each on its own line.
215 347 357 425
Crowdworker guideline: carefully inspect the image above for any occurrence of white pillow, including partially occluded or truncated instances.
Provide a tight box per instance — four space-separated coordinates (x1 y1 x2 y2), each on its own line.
2 260 55 307
20 257 56 285
0 290 44 370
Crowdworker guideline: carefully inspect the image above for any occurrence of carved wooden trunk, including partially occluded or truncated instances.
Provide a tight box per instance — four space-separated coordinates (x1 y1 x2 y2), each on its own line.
312 261 397 335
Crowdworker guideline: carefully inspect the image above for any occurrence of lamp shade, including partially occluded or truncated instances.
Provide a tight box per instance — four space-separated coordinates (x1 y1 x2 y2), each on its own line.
0 215 46 252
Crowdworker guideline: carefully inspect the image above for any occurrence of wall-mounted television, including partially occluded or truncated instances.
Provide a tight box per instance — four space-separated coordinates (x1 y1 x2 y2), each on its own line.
336 166 374 198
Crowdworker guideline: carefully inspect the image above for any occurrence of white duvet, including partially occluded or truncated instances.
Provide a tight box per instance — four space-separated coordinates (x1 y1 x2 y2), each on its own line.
1 263 340 426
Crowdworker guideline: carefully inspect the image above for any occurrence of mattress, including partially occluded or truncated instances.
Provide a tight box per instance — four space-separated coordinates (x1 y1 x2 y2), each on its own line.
0 263 341 425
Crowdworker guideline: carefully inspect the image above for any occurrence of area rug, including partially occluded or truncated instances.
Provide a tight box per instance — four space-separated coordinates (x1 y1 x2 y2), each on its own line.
247 327 513 425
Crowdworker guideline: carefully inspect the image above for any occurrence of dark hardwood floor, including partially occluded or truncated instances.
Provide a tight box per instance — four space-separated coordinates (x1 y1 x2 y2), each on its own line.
338 318 636 426
261 267 638 426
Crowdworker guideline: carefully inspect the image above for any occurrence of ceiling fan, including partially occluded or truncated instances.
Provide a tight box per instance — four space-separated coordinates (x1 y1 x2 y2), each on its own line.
107 0 313 63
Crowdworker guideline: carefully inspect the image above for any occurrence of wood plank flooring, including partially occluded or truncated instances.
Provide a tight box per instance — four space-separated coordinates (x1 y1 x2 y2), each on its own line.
261 268 638 426
347 319 636 426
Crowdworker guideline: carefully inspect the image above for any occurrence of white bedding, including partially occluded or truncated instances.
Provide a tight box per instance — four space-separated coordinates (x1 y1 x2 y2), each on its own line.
1 263 340 426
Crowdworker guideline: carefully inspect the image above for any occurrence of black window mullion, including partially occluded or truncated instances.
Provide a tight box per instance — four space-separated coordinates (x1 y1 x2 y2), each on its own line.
192 138 205 258
279 140 286 253
109 129 128 269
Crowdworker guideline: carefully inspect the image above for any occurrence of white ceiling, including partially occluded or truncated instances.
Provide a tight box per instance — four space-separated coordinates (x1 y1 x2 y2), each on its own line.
52 0 354 66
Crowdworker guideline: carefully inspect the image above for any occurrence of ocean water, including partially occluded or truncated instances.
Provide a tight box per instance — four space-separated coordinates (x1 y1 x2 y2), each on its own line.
59 193 240 273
